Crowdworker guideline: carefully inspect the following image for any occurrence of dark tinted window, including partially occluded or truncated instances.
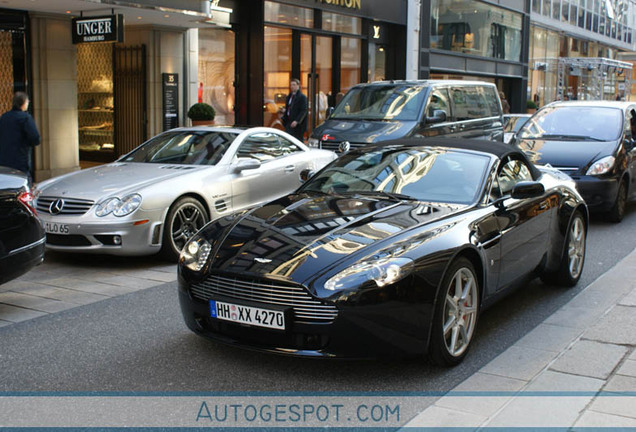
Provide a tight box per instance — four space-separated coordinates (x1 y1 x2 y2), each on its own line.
481 86 501 117
451 86 490 121
490 158 533 200
425 87 452 119
121 131 236 165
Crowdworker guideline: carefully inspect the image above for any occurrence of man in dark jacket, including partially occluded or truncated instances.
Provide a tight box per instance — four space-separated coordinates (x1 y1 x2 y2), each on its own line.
0 92 41 178
281 78 308 141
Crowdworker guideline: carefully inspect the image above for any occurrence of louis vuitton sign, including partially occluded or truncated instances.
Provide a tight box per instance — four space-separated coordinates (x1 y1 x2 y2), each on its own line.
72 15 124 44
316 0 361 10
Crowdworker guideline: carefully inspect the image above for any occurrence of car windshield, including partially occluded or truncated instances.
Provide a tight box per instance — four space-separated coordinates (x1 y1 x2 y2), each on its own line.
330 85 428 121
518 106 622 141
300 148 490 204
120 131 237 165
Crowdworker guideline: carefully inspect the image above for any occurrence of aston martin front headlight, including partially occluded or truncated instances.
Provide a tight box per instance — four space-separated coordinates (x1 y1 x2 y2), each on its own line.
586 156 615 175
180 237 212 272
95 194 142 217
324 257 414 292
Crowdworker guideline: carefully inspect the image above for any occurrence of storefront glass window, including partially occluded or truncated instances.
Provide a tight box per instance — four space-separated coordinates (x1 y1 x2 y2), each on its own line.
0 31 14 114
431 0 523 62
322 12 361 35
340 37 361 93
198 29 235 126
263 26 292 129
368 44 386 82
264 1 314 28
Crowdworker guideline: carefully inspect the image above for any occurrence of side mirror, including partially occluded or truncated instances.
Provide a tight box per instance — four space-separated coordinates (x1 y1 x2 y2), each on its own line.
426 109 447 125
234 159 261 173
327 107 335 118
299 168 315 183
511 181 545 199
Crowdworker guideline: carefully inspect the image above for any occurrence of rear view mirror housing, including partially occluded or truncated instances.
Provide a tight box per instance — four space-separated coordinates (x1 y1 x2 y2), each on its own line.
426 109 447 125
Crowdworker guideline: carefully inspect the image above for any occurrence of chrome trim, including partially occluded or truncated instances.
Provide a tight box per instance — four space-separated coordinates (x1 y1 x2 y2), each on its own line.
191 275 338 324
8 237 45 256
37 196 94 215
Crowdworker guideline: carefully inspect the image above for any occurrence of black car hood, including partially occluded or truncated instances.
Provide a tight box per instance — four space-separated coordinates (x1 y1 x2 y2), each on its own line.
312 119 418 143
206 193 464 288
517 138 618 169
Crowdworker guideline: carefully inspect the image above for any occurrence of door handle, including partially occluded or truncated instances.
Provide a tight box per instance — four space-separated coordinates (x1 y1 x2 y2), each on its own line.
284 165 295 173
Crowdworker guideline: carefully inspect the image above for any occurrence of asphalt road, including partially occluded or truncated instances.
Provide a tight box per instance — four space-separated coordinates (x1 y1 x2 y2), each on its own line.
1 204 635 393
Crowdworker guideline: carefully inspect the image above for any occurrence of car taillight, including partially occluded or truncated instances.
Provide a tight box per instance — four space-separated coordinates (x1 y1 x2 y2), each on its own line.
18 191 37 216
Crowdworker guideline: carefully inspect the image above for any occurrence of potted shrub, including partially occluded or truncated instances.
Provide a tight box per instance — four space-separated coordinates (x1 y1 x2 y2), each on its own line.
187 102 215 126
526 99 537 114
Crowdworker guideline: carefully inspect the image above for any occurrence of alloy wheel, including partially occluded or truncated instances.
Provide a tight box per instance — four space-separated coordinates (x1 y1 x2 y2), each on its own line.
567 216 586 280
170 203 207 252
442 267 478 357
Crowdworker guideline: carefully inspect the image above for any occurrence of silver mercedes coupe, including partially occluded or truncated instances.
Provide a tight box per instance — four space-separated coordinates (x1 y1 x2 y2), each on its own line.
35 127 336 259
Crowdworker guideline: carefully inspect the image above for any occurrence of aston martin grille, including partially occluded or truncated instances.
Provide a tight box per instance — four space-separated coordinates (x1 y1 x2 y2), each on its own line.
190 275 338 324
36 196 95 215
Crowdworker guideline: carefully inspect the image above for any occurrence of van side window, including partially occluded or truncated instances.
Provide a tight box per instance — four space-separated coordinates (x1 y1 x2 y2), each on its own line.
425 88 451 119
452 87 488 121
481 87 501 118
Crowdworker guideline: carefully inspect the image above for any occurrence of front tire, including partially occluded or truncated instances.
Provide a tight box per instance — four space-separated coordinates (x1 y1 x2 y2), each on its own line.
161 197 209 261
607 179 627 223
429 257 480 367
540 211 586 287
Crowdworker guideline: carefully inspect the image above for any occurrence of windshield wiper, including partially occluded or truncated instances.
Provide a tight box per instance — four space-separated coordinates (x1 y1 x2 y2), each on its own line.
353 190 418 201
538 134 604 142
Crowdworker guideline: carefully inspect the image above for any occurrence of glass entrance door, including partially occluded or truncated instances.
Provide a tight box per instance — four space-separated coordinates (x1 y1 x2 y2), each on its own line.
300 34 333 138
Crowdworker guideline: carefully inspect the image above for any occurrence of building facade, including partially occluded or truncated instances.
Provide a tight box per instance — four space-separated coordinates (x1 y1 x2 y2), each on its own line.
528 0 636 106
417 0 530 113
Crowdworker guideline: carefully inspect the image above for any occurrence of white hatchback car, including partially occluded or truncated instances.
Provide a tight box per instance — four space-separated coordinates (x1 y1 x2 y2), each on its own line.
35 127 336 259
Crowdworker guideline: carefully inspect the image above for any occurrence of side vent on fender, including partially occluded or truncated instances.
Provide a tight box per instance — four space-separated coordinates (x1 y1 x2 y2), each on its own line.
215 200 227 213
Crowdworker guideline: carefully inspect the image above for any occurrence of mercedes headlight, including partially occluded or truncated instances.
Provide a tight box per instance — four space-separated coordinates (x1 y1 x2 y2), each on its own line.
586 156 615 175
180 237 212 272
95 194 142 217
324 257 414 291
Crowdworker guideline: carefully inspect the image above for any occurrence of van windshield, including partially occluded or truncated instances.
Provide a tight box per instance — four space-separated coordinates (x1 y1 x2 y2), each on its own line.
330 85 428 121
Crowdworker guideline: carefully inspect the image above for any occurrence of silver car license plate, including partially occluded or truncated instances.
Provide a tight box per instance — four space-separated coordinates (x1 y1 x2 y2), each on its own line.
210 300 285 330
43 222 70 235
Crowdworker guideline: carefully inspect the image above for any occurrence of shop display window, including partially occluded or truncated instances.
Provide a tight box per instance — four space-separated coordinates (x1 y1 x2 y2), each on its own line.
77 43 114 162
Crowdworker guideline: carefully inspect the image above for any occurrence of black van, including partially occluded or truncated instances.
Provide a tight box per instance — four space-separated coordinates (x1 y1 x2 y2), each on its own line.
308 80 504 152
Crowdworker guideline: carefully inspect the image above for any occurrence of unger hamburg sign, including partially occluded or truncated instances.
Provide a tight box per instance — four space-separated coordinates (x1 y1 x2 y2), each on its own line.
72 15 124 44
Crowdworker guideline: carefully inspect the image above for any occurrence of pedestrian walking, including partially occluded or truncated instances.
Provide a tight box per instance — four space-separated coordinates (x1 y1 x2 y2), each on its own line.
0 92 40 179
499 91 510 114
281 78 308 141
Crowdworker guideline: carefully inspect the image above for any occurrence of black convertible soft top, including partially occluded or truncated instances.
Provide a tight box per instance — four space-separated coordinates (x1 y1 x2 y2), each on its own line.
362 137 542 180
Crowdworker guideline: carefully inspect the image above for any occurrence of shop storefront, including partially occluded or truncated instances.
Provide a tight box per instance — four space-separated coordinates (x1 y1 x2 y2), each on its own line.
0 9 30 135
212 0 406 135
419 0 530 113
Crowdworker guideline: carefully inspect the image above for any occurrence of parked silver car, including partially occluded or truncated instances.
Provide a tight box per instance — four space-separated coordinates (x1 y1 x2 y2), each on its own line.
35 127 336 259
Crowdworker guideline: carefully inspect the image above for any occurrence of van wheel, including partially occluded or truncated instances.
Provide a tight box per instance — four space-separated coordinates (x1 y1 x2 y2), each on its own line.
429 257 479 367
161 197 208 261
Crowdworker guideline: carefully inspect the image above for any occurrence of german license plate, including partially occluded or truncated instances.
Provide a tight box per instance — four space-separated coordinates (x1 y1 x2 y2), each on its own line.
43 221 70 235
210 300 285 330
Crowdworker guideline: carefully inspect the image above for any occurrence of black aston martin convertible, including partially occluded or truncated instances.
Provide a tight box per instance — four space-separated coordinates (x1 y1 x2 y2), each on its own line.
178 138 588 366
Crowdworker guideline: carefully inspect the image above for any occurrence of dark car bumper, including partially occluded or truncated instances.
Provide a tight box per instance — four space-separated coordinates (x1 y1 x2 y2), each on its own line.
0 237 45 285
571 176 619 212
178 286 433 359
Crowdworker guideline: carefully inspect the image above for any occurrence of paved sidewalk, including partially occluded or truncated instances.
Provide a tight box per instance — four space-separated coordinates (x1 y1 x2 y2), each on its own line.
403 248 636 429
0 251 176 327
